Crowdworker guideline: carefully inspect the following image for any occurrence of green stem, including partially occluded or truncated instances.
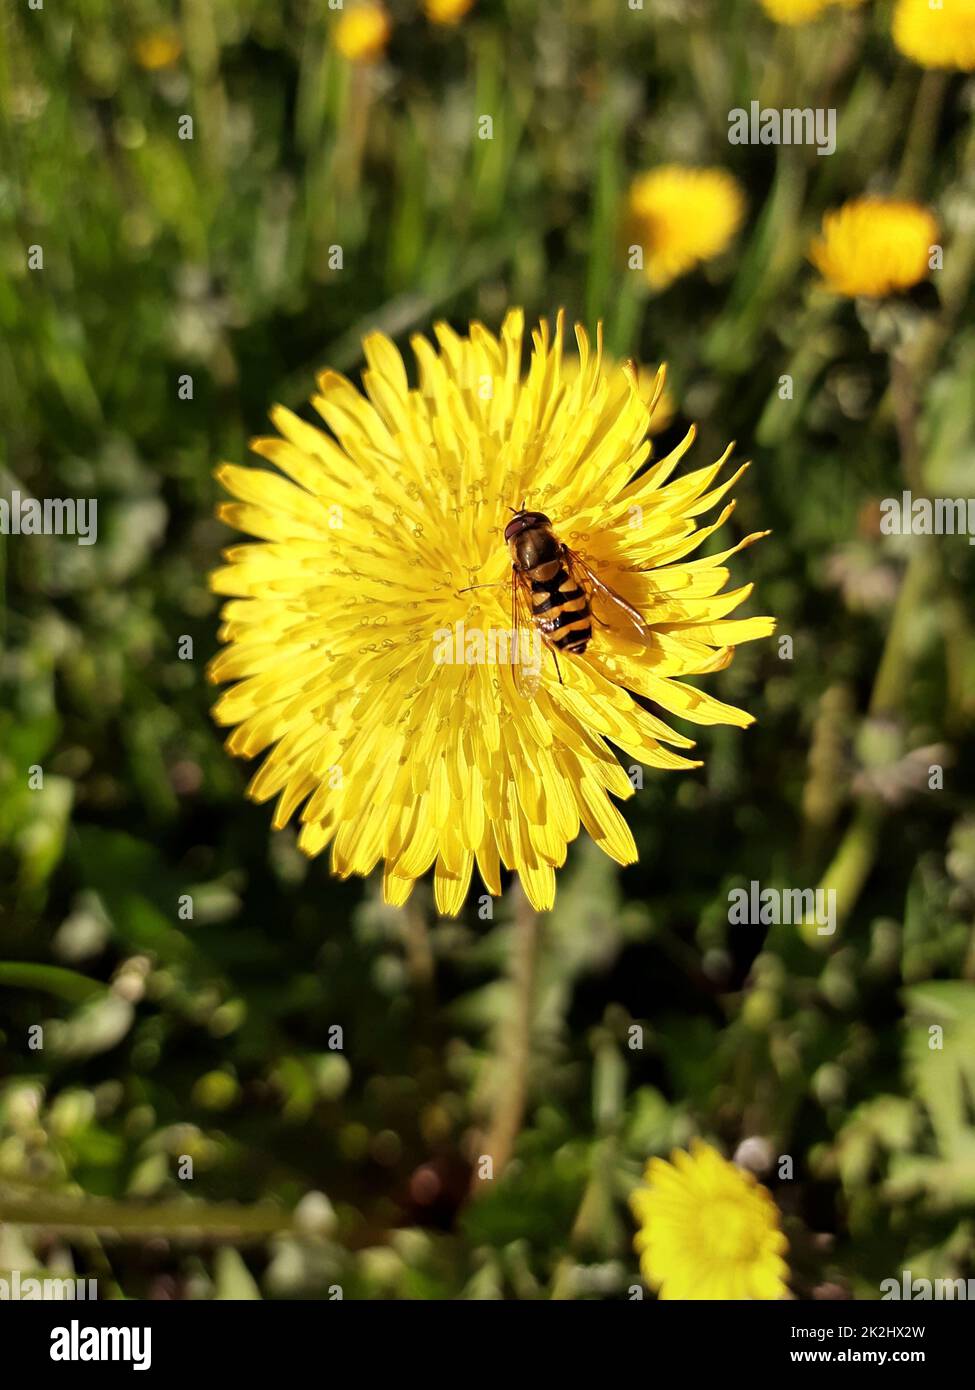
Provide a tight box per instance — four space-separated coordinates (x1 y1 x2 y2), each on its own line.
471 884 540 1194
812 358 942 936
0 1189 297 1241
869 541 937 720
896 69 950 201
754 294 836 448
0 962 104 1003
813 801 884 943
609 274 646 361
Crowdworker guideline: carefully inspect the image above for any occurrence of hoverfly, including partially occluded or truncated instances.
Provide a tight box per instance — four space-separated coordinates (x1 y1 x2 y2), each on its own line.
503 509 652 698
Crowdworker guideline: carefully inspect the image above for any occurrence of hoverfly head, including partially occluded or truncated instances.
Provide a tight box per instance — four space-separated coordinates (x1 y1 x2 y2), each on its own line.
503 507 551 543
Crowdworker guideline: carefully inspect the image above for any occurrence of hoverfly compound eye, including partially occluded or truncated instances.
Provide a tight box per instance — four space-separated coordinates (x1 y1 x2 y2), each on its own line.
504 510 551 542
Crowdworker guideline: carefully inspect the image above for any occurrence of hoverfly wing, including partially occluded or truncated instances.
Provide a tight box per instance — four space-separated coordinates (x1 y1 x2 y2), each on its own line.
514 657 543 699
563 546 652 644
510 568 543 698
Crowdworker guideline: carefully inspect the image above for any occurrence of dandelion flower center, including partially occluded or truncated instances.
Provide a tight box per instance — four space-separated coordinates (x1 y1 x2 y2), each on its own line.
703 1199 765 1263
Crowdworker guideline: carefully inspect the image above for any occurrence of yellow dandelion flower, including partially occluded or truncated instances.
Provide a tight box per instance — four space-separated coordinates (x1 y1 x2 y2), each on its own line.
208 312 772 916
424 0 475 24
893 0 975 70
631 363 676 437
626 166 745 292
561 357 675 437
809 197 938 298
133 27 183 71
334 3 391 63
759 0 864 24
630 1140 790 1300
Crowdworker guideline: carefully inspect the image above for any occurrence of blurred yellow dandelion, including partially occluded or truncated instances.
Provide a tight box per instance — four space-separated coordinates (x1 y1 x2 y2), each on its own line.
759 0 864 23
759 0 834 23
809 197 938 297
208 313 772 916
893 0 975 70
626 166 745 291
630 1141 790 1300
334 3 391 63
133 27 183 71
424 0 475 24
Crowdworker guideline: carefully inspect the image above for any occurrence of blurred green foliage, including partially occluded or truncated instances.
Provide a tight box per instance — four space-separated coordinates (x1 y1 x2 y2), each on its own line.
1 0 974 1299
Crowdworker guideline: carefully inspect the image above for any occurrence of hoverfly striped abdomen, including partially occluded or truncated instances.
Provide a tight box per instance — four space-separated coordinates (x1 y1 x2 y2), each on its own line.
528 559 592 654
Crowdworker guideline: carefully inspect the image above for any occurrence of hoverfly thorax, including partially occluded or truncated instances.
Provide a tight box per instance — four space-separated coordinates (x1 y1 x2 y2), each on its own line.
504 510 558 571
